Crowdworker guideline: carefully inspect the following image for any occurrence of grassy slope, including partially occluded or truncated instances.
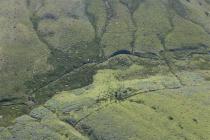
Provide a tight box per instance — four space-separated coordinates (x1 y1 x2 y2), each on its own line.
1 0 210 139
100 0 134 56
2 52 210 139
0 0 51 96
1 0 210 97
0 0 51 126
44 53 210 140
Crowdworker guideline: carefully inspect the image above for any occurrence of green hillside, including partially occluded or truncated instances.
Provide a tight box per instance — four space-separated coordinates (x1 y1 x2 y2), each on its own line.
1 0 210 139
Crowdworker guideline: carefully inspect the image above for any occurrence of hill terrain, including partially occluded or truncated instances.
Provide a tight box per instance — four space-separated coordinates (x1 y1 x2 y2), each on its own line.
1 0 210 139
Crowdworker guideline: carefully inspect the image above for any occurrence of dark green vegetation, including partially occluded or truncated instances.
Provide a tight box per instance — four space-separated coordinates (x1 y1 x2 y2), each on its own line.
1 0 210 139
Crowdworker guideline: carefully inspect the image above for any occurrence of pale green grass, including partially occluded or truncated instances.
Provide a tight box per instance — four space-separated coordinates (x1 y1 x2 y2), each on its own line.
166 15 210 49
45 64 180 112
0 0 51 96
134 0 171 52
101 0 134 56
86 0 107 38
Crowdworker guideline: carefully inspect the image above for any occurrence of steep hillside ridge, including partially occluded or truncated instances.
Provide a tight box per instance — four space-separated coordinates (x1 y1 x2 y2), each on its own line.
0 0 210 137
0 0 51 125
